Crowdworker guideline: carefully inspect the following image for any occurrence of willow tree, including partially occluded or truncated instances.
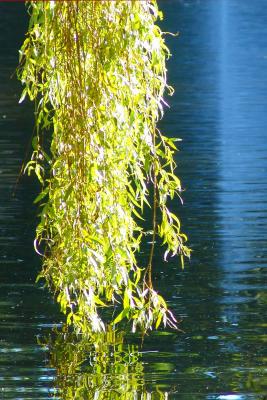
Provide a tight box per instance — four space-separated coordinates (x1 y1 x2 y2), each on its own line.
18 1 190 333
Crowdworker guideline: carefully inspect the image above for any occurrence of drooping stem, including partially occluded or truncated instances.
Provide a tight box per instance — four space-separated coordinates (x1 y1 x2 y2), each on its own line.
145 127 158 291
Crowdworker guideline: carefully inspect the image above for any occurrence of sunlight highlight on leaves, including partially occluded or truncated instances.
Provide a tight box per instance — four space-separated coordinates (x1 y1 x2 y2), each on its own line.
18 0 191 333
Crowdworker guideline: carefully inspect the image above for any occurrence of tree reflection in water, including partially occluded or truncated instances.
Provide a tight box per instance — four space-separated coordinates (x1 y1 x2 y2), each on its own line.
43 326 169 400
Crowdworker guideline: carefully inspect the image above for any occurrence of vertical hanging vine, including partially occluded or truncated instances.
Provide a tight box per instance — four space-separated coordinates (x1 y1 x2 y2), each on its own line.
18 1 190 333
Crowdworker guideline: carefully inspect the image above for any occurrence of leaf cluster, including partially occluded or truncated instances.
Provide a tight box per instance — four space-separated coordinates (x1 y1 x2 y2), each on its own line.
18 1 190 333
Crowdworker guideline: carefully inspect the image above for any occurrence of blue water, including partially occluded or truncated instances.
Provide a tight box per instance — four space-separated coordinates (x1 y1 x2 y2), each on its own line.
0 1 266 399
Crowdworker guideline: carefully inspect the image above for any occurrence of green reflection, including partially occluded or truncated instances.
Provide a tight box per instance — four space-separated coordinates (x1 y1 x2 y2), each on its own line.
44 326 169 399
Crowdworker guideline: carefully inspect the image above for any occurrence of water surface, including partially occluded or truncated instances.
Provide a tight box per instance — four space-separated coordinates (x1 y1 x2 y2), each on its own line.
0 1 266 399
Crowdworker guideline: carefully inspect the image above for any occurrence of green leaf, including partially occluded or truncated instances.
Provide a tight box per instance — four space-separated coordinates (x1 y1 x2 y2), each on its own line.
155 312 163 329
33 187 48 204
32 136 38 151
18 87 27 104
112 308 130 325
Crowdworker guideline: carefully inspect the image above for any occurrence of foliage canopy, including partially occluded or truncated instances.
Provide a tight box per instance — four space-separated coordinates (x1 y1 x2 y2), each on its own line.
18 1 190 333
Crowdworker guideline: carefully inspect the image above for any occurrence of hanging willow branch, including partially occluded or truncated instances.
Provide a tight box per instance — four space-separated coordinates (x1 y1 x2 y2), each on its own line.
18 1 191 333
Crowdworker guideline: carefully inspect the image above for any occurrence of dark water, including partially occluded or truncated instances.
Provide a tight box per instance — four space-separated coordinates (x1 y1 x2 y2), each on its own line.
0 1 266 399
